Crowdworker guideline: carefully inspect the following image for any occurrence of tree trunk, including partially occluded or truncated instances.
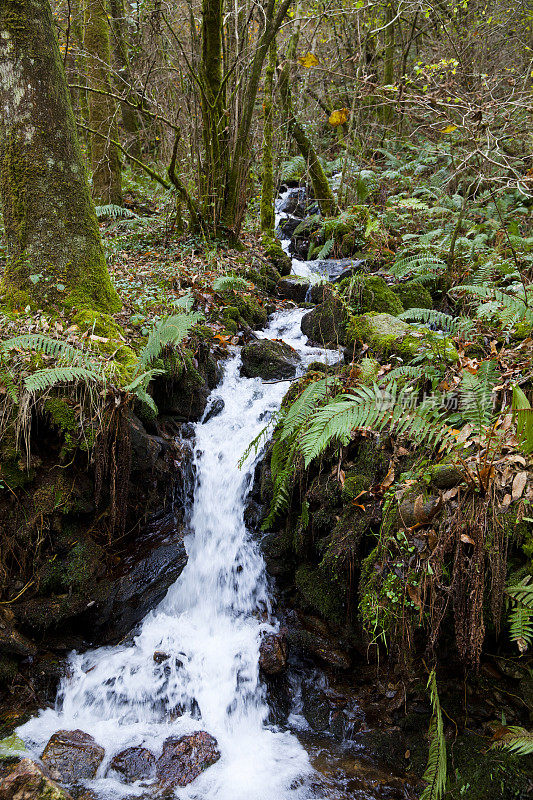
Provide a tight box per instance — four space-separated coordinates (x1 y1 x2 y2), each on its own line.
278 51 338 217
200 0 228 227
382 1 395 126
84 0 122 204
260 41 276 236
0 0 120 313
108 0 141 159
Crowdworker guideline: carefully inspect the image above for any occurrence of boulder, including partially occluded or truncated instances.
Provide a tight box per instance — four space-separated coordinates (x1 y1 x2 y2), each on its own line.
41 730 104 783
276 276 311 303
259 633 288 675
392 280 433 310
276 187 307 217
301 298 348 346
241 340 301 381
346 276 403 317
109 747 156 783
0 759 72 800
348 313 458 362
429 463 464 489
203 396 225 423
155 732 220 788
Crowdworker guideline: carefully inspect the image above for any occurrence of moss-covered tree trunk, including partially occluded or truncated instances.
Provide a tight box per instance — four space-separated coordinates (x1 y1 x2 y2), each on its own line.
84 0 122 204
0 0 120 312
108 0 141 160
200 0 228 228
279 56 338 217
260 41 276 236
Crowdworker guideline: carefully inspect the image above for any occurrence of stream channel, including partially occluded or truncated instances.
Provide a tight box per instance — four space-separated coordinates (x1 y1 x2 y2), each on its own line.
17 192 416 800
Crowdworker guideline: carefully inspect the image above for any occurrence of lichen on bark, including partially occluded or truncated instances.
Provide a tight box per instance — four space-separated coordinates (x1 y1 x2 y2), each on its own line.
0 0 120 312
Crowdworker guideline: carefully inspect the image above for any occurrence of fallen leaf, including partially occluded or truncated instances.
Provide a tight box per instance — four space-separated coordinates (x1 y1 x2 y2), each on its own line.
298 52 319 68
329 108 349 126
460 533 475 545
512 471 528 501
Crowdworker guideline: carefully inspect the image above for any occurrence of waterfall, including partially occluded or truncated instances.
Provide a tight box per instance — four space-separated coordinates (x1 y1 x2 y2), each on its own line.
18 309 341 800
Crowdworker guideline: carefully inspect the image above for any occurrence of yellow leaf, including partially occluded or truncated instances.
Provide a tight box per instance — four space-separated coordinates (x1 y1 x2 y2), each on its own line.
441 124 458 133
328 108 349 126
298 53 319 68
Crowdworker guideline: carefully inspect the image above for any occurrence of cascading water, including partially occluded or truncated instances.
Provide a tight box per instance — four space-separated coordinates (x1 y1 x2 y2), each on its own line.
18 308 341 800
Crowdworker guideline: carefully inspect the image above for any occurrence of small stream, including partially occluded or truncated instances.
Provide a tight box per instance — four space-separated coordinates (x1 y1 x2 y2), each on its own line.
17 191 411 799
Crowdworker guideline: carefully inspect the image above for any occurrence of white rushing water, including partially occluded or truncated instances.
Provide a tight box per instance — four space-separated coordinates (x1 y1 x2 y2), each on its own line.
19 308 341 800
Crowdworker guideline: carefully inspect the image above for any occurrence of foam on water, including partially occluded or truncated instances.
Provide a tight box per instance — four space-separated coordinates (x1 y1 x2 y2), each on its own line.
19 309 341 800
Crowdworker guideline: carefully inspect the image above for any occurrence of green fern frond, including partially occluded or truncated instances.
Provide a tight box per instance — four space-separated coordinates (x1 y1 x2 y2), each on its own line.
280 377 340 442
506 576 533 607
453 284 533 330
0 334 97 368
280 155 307 182
316 238 334 259
212 275 250 292
95 204 137 219
421 670 447 800
300 382 447 467
134 387 158 415
380 365 423 384
508 606 533 651
293 214 321 236
399 308 474 336
459 360 499 432
23 367 103 393
390 251 446 283
138 312 202 371
492 727 533 757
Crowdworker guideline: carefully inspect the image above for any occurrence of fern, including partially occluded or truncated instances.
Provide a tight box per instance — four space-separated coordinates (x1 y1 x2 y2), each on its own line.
95 204 137 219
212 275 250 292
280 155 307 182
293 214 321 236
492 727 533 757
316 238 334 259
420 670 447 800
137 312 202 372
0 334 95 367
453 284 533 330
459 360 499 433
506 576 533 652
24 366 105 393
390 250 447 283
300 382 448 468
398 308 474 336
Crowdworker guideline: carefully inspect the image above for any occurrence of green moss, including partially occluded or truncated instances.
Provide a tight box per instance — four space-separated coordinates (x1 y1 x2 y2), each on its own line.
358 356 380 384
295 563 345 623
44 398 76 432
348 312 458 362
0 656 18 686
356 276 404 316
262 235 291 276
73 309 121 338
392 280 433 310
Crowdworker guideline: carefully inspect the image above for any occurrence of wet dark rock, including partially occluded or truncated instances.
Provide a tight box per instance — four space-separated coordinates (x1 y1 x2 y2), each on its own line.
241 339 301 381
276 276 311 303
287 616 351 670
129 413 162 474
259 632 288 675
203 396 225 423
109 747 156 783
354 728 408 776
0 759 72 800
277 188 307 217
0 609 38 658
277 215 305 240
41 730 104 783
180 422 196 439
155 732 220 788
86 531 188 642
153 651 170 664
301 297 347 347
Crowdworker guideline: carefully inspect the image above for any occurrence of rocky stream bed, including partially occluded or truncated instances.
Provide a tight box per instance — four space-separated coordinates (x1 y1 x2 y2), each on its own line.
0 187 531 800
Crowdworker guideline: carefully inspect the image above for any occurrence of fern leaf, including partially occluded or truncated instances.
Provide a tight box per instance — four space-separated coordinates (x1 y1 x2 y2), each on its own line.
23 367 102 393
420 670 447 800
212 275 250 292
459 360 499 432
508 606 533 652
512 386 533 455
95 204 137 219
399 308 474 336
492 727 533 757
281 377 340 442
138 312 202 371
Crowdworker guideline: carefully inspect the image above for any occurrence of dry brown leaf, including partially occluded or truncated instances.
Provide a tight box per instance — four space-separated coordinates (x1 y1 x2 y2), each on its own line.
460 533 475 545
512 471 528 501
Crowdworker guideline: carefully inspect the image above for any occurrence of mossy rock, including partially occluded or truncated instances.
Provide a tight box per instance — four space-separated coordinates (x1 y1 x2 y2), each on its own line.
295 563 345 624
392 280 433 310
348 312 458 362
220 293 268 330
40 539 104 596
276 276 311 304
72 309 121 339
262 236 291 276
342 276 403 317
44 398 76 433
246 261 282 293
301 297 348 346
241 339 301 380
